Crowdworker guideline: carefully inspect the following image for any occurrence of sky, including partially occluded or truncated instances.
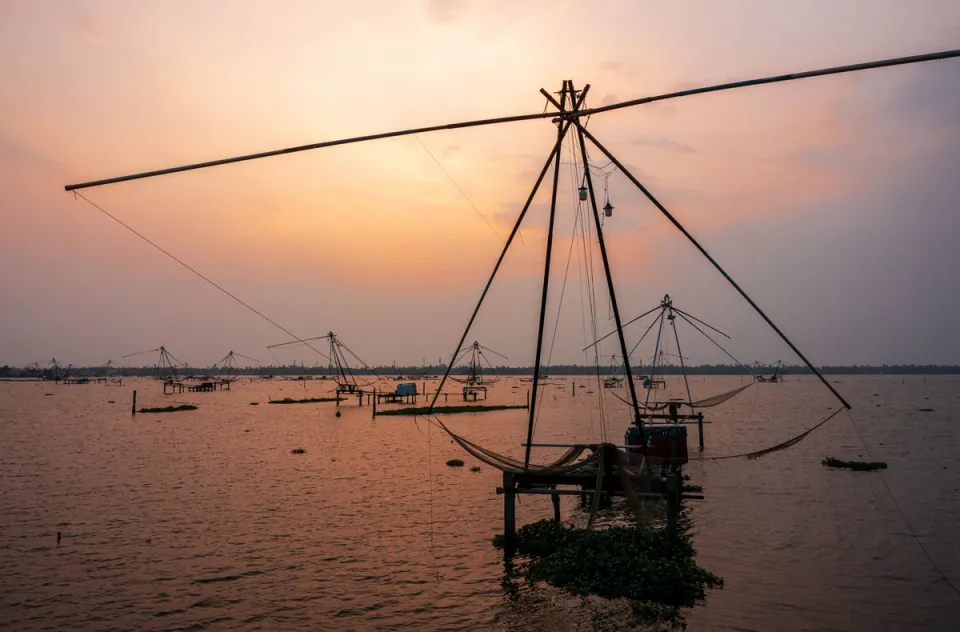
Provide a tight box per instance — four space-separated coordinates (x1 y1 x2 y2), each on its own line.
1 0 959 369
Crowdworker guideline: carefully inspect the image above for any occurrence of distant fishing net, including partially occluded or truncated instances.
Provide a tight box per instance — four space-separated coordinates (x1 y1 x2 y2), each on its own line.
611 383 754 411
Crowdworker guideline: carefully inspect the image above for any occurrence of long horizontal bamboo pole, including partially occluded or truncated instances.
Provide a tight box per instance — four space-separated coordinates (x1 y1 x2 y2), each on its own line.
64 49 960 192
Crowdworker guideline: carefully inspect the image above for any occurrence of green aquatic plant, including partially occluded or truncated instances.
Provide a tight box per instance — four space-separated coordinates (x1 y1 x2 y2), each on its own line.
494 518 722 629
249 402 259 406
682 484 703 493
291 448 306 455
822 457 888 471
446 459 465 467
470 466 481 472
138 404 198 413
268 397 343 405
376 404 527 416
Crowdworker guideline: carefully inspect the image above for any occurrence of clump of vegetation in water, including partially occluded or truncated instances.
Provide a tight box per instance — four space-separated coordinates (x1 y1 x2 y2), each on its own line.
446 459 465 467
268 397 343 405
494 518 722 629
470 466 481 472
376 404 527 416
139 404 198 413
249 402 259 406
682 484 703 493
822 457 887 471
291 448 306 455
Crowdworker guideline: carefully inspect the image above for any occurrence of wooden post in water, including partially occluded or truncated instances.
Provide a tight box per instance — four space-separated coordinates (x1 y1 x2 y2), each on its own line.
131 390 137 415
526 389 530 408
372 389 377 419
697 413 704 450
503 471 516 555
572 380 575 396
551 486 561 522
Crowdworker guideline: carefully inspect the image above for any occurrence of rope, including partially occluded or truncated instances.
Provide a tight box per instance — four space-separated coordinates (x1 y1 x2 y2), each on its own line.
844 410 960 597
573 176 597 442
571 133 606 441
674 311 753 375
72 191 331 362
413 134 522 245
532 161 584 438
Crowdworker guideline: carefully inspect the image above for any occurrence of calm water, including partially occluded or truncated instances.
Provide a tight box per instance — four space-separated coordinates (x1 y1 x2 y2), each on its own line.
1 375 958 631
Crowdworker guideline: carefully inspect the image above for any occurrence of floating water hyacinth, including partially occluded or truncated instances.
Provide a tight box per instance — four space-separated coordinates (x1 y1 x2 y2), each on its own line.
139 404 197 413
494 518 722 629
269 397 343 404
822 457 887 471
377 404 527 416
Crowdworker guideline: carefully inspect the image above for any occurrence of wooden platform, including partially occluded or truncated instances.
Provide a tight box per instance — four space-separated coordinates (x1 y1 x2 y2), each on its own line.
495 444 698 555
375 391 418 405
187 380 230 392
462 385 487 401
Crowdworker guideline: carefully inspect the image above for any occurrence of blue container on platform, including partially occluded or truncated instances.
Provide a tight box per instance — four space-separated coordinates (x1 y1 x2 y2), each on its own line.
396 382 417 396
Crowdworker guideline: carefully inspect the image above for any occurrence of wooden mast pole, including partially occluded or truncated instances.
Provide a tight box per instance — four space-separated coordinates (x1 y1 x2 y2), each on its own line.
64 50 960 194
523 80 570 470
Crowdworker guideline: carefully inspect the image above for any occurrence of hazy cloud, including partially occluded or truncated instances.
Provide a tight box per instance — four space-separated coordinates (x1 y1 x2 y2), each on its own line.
630 135 697 154
0 136 61 173
425 0 467 23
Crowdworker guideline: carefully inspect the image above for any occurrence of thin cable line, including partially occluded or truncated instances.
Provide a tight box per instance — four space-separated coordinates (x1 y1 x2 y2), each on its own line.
413 135 524 245
72 191 330 362
844 409 960 597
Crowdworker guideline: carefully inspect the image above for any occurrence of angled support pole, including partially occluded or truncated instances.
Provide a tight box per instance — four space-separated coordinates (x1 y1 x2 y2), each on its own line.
525 79 573 470
430 84 592 414
572 122 850 410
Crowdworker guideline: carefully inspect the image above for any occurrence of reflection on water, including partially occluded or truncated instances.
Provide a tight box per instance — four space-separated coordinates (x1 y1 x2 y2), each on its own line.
1 375 958 631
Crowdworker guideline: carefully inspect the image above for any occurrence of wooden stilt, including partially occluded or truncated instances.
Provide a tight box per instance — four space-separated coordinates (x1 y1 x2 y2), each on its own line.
131 390 136 415
503 471 516 555
551 487 561 522
697 413 704 450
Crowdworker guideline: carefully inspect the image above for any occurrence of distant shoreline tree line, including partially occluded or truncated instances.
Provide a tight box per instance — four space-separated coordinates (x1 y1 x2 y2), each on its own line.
3 363 960 378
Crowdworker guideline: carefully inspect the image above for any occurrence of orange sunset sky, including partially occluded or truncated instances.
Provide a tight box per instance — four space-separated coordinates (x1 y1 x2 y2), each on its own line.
1 1 959 368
